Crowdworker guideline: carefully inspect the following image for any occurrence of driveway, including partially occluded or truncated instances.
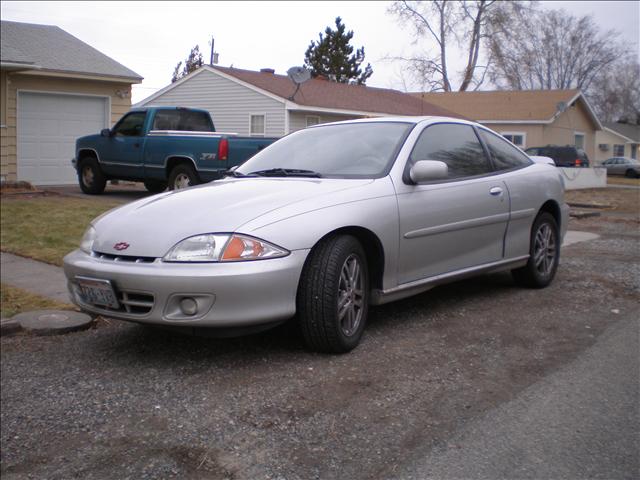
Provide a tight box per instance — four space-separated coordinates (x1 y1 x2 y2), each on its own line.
1 190 638 479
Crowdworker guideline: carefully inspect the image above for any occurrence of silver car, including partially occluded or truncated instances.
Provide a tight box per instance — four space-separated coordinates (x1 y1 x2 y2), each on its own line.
64 117 569 353
601 157 640 178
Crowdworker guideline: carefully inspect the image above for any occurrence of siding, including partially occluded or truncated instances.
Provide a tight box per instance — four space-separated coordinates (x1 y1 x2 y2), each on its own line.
481 124 545 150
594 129 634 163
288 111 363 133
543 101 596 160
144 69 286 137
0 72 133 182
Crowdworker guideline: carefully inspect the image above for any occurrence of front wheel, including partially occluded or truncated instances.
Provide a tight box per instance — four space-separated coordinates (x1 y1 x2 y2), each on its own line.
78 157 106 195
297 235 369 353
168 164 199 190
512 212 559 288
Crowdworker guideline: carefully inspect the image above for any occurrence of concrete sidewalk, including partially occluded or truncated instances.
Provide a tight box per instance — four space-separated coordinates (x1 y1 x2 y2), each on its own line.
1 252 70 303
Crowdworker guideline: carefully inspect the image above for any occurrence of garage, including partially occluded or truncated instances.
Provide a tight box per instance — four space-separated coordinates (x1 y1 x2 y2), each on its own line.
17 92 108 185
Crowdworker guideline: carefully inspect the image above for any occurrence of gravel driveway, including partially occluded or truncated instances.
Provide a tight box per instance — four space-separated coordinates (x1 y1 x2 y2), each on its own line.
2 189 638 480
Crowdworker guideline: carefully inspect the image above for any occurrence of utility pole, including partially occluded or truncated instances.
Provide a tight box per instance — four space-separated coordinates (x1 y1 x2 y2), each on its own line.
209 37 215 66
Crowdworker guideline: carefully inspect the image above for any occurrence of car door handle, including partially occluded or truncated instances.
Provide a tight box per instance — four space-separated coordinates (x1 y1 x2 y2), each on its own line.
489 186 503 196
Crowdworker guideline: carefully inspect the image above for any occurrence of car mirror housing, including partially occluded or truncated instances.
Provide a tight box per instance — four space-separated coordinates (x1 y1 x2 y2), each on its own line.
409 160 448 184
100 128 112 137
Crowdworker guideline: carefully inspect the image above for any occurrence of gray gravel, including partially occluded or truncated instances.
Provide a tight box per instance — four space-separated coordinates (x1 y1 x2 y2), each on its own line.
2 204 639 479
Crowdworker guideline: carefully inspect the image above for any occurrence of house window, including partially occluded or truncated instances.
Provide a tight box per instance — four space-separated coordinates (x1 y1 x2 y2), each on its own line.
613 144 625 157
500 132 526 148
574 132 585 150
306 116 321 127
250 114 265 136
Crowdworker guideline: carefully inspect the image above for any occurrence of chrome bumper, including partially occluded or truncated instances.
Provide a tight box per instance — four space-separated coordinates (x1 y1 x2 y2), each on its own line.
63 249 309 327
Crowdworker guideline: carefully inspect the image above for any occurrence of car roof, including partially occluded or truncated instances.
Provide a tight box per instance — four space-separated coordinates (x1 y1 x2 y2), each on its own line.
310 115 481 128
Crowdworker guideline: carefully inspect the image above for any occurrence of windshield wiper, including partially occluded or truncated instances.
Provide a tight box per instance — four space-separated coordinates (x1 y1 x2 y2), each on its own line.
248 168 322 178
221 169 255 178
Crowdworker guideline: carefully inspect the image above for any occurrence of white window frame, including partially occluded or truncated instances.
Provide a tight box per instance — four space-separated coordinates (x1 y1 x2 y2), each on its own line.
249 113 266 137
574 131 585 150
306 115 321 127
500 131 527 149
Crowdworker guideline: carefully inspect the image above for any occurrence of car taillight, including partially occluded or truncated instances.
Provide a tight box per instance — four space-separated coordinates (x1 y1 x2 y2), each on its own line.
218 138 229 161
575 159 581 167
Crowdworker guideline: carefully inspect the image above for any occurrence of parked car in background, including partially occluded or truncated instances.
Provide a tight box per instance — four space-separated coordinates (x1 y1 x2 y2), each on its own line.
601 157 640 178
64 117 569 353
525 145 590 168
73 107 278 194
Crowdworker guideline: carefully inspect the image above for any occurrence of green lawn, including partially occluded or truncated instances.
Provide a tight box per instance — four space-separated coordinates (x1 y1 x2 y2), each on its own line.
1 283 74 318
1 196 121 266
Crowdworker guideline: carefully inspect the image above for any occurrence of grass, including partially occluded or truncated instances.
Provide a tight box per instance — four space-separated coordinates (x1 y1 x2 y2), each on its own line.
1 195 122 266
1 283 74 318
607 176 640 187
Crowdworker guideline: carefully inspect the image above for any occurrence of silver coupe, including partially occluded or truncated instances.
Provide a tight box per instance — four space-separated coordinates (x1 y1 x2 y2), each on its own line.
64 117 569 353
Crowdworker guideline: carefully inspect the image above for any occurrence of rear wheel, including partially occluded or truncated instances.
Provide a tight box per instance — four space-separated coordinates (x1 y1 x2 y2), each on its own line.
168 164 199 190
78 157 106 195
512 212 559 288
625 169 638 178
143 179 167 193
297 235 369 353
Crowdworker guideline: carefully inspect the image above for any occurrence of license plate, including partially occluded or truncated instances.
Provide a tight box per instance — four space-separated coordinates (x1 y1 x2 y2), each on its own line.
76 277 120 309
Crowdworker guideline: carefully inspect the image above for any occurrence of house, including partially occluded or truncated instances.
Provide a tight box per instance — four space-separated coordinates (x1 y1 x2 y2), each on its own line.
595 122 639 163
0 20 142 185
136 65 462 136
413 90 602 160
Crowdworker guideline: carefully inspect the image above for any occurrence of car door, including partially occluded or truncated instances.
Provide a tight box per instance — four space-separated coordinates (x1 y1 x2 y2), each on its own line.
101 111 147 178
395 123 510 284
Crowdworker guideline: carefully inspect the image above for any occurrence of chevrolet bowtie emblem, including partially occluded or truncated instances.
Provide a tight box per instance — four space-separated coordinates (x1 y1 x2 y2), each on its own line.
114 242 130 251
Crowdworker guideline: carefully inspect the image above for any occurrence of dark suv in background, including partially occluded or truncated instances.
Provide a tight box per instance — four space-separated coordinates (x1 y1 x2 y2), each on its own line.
525 145 590 167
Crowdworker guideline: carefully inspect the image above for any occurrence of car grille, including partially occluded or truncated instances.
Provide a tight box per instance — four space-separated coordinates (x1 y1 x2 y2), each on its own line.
92 251 157 264
73 285 155 316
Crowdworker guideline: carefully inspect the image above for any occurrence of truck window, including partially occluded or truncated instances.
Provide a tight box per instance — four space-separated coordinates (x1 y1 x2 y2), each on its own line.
151 110 214 132
113 112 147 137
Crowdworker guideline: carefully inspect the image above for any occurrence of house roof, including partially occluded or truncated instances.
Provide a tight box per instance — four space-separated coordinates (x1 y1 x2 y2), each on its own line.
140 65 463 118
0 20 142 81
603 122 640 143
413 89 601 128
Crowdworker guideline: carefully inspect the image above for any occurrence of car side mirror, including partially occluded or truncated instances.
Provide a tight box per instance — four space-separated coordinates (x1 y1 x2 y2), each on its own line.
100 128 112 137
409 160 448 184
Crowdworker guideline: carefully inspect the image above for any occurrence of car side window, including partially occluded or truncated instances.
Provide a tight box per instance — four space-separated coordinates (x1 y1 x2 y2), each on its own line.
152 110 214 132
479 130 532 171
113 112 147 137
409 123 491 180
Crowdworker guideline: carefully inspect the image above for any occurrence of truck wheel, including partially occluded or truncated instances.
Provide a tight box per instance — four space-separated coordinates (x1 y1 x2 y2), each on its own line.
143 179 167 193
168 164 199 190
78 157 106 195
512 212 559 288
296 235 369 353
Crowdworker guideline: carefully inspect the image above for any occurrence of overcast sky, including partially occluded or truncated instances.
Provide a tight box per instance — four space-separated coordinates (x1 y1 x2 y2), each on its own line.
2 1 638 103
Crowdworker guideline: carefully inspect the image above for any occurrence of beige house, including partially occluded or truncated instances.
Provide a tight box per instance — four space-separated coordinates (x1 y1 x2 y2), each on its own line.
136 65 462 137
594 122 639 164
1 21 142 185
414 90 602 160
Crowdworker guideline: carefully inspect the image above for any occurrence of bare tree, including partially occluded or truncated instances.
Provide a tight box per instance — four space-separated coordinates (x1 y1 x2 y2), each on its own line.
388 0 525 92
487 9 627 92
586 58 640 124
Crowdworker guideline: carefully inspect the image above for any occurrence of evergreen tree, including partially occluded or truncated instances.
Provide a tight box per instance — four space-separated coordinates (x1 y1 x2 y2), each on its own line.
304 17 373 85
171 45 204 83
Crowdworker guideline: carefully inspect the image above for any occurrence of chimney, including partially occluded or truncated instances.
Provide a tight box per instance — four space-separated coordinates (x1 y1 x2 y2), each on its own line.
260 68 275 74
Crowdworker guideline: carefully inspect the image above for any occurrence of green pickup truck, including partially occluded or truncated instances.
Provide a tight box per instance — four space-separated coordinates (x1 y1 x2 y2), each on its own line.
72 106 278 194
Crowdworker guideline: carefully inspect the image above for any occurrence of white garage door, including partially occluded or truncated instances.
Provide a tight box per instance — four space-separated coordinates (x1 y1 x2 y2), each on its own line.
18 92 108 185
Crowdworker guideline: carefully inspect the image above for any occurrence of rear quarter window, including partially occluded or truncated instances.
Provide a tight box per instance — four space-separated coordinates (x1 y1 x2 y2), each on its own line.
479 130 532 171
152 110 214 132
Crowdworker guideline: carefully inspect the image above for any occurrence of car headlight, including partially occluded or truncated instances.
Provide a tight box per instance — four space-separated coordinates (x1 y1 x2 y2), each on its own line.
163 234 289 262
80 225 96 253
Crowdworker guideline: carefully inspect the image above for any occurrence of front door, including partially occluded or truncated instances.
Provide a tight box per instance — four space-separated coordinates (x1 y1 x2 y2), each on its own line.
395 123 509 284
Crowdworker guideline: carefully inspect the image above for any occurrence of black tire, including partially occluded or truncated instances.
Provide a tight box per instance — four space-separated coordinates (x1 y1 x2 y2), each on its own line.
297 235 369 353
625 169 637 179
168 164 199 190
512 212 560 288
143 179 167 193
78 157 106 195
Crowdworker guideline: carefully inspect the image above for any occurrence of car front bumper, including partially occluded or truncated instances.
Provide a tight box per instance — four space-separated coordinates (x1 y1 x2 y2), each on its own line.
63 249 309 327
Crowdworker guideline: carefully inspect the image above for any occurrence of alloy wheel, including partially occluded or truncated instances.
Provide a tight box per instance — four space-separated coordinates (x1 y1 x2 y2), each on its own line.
533 223 556 276
337 254 364 337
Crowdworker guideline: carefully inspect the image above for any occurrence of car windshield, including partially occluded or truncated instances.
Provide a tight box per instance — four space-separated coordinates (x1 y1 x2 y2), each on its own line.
236 122 414 179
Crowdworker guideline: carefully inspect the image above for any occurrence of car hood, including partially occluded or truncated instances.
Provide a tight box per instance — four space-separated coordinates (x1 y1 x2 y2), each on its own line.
92 178 373 257
76 133 101 146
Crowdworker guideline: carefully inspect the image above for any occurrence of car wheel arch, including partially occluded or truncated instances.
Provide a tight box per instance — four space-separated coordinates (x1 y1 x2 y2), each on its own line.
165 156 198 178
537 200 561 232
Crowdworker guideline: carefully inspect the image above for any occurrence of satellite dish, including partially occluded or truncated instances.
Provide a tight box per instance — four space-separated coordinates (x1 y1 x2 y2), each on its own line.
286 66 311 100
556 101 567 113
287 66 311 84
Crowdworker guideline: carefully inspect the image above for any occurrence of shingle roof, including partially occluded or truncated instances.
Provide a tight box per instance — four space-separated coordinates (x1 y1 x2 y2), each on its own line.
0 20 142 81
210 66 463 118
604 122 640 142
412 89 582 122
